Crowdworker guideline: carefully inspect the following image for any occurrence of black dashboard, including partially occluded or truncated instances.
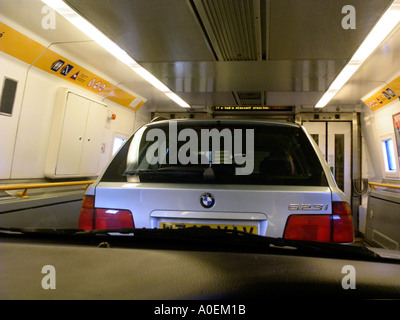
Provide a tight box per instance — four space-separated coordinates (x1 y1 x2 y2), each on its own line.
1 232 400 303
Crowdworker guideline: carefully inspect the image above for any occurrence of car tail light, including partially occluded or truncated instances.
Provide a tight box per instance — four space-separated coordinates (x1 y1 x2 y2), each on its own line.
283 201 354 243
283 215 331 242
94 209 134 230
78 195 134 231
79 195 95 231
332 202 354 243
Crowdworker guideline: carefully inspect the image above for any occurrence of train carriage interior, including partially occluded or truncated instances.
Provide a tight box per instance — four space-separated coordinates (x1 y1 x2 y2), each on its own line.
1 0 400 302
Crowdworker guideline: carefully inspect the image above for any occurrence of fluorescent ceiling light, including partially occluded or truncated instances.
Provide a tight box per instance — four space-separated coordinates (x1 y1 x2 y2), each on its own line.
352 6 400 62
315 90 338 109
131 66 171 93
165 92 191 109
41 0 191 108
328 63 361 91
315 0 400 108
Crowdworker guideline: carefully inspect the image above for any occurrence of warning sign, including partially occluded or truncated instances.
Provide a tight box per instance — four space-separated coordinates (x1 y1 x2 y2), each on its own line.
60 64 74 76
98 84 106 92
51 59 65 72
70 71 80 80
87 78 96 87
93 81 101 90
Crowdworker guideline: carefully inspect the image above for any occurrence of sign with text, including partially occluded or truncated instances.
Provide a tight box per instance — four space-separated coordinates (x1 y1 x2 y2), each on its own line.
213 106 293 112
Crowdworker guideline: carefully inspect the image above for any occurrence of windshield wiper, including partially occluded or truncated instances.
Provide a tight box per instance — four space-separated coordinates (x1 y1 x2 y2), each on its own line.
74 226 384 261
0 226 390 262
0 227 81 235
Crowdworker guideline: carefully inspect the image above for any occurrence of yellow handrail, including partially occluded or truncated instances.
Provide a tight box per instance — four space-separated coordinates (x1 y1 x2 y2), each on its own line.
0 180 95 199
369 182 400 191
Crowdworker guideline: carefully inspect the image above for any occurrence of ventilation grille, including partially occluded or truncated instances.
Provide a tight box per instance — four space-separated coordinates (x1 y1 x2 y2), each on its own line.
192 0 262 61
372 230 399 250
236 91 262 105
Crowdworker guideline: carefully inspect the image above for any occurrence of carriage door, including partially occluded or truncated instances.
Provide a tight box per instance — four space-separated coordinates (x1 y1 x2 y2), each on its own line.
303 121 352 203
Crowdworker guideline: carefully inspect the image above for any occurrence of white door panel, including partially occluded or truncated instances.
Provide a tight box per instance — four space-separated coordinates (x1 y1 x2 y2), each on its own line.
328 122 351 202
303 121 352 202
303 122 326 158
79 101 107 175
56 93 89 175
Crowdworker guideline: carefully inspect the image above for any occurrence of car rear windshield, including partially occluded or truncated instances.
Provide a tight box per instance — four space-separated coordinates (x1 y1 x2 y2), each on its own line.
101 122 328 186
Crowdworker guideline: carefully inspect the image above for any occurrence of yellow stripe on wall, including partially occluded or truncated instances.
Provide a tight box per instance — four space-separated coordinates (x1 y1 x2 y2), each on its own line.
0 22 47 65
362 75 400 112
0 21 144 111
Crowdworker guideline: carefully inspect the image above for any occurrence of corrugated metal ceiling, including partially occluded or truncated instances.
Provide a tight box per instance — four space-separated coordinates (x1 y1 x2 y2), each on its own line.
192 0 262 61
64 0 394 111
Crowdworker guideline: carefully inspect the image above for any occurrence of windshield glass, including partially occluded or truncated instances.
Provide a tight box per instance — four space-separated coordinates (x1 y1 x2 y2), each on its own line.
102 122 328 186
4 2 400 304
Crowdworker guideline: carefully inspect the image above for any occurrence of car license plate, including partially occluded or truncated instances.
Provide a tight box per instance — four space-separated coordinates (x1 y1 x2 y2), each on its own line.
160 222 258 234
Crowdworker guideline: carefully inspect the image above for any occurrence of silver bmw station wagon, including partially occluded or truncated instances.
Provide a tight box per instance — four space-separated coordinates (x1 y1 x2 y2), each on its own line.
79 119 354 243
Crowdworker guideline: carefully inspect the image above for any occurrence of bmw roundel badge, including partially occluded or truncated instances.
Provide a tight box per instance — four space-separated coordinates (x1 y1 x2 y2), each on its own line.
200 193 215 209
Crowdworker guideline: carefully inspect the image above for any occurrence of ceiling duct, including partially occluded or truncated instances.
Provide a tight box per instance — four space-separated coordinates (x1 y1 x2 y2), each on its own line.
191 0 262 61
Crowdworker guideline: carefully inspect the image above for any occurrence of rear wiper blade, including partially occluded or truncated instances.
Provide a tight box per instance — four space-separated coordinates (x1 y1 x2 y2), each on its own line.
124 167 206 175
124 169 156 175
124 167 214 181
